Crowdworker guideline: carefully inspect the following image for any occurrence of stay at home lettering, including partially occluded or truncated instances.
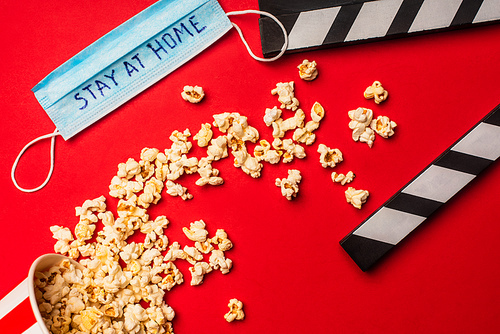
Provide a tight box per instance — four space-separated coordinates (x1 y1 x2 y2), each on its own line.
73 15 206 110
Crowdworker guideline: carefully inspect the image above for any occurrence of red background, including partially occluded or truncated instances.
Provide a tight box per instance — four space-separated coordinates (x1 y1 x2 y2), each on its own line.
1 0 499 333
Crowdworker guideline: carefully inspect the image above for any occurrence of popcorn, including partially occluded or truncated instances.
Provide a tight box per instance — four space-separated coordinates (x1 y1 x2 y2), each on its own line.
254 139 282 164
310 101 325 123
75 195 107 223
188 262 212 286
331 171 355 185
184 246 204 265
209 249 232 274
275 169 302 200
74 221 97 242
117 196 148 222
359 127 375 148
181 85 205 103
271 81 300 111
164 241 187 262
195 240 214 254
182 220 209 242
159 262 184 291
271 109 305 138
117 158 142 180
348 107 375 147
166 129 192 163
232 148 263 178
275 139 306 163
193 123 213 147
297 59 318 81
213 112 259 147
206 135 229 162
80 307 103 331
370 115 397 138
263 106 282 126
137 177 163 208
317 144 343 168
50 226 74 255
140 147 159 162
165 180 193 200
364 80 388 104
195 160 224 186
140 215 169 236
345 187 369 209
210 229 233 252
224 298 245 322
136 160 155 183
212 112 233 132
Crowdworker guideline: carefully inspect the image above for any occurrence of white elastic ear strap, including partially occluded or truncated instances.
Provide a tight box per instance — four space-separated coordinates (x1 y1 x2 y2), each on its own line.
11 129 60 193
226 10 288 62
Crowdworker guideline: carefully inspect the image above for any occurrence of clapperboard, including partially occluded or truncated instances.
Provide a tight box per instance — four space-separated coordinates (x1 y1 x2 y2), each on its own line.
259 0 500 57
341 104 500 271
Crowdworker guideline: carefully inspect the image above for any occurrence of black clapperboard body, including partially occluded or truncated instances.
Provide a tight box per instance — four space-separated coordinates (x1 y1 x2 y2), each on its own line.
259 0 500 57
258 0 500 271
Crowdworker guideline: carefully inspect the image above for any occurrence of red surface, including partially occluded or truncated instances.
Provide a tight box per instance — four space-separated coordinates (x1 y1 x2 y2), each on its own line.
1 0 500 333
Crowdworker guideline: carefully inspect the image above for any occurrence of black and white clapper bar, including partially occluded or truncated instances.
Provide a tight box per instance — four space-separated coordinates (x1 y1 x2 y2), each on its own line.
258 0 500 57
340 104 500 271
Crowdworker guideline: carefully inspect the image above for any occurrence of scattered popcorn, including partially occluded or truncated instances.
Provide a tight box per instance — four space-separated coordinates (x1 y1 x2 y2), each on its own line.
263 106 282 126
275 169 302 200
364 80 388 104
317 144 343 168
370 115 397 138
36 71 400 333
345 187 370 209
193 123 213 147
331 171 355 185
181 85 205 103
297 59 318 81
224 298 245 322
271 81 300 111
165 180 193 200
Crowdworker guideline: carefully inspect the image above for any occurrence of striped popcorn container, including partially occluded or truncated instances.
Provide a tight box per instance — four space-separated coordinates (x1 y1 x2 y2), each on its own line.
259 0 500 57
341 104 500 271
0 254 72 333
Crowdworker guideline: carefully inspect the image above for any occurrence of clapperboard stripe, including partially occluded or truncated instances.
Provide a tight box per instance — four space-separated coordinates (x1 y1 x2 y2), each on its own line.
259 0 500 57
340 104 500 271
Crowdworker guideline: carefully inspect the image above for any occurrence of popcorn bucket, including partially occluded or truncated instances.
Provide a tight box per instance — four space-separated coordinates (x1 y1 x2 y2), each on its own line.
0 254 79 334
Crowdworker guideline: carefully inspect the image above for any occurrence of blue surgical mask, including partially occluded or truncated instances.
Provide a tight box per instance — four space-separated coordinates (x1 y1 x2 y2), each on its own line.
11 0 287 192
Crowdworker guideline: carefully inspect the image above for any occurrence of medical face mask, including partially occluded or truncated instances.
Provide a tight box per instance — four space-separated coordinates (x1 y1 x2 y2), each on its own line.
11 0 287 192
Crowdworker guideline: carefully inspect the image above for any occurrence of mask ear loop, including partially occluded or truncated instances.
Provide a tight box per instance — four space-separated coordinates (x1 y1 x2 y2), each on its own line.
226 10 288 62
11 128 60 192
